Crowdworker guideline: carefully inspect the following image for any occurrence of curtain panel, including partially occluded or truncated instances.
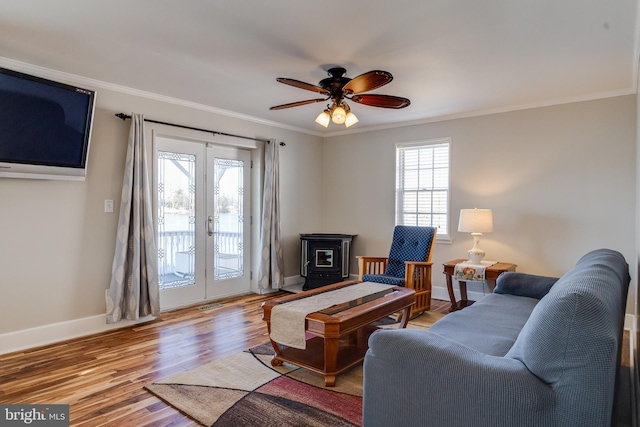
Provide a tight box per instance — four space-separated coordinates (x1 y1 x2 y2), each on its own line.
106 113 160 323
258 139 284 290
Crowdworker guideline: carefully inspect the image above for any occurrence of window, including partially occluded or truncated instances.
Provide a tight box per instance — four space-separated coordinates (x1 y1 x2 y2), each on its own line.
396 138 451 241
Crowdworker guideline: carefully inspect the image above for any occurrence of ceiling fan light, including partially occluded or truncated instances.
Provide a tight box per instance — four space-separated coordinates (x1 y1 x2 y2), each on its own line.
345 111 359 127
315 110 330 127
331 106 347 124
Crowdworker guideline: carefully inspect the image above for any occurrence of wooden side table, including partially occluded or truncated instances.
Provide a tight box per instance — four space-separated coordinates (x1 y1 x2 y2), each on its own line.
443 259 517 312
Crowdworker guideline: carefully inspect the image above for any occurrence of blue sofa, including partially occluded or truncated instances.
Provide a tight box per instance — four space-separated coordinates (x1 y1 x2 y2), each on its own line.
363 249 630 427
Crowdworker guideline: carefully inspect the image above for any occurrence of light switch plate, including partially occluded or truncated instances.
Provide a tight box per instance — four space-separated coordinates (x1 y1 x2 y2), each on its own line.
104 199 114 213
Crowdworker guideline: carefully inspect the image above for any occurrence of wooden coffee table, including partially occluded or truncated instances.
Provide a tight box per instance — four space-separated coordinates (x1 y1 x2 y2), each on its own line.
262 280 415 386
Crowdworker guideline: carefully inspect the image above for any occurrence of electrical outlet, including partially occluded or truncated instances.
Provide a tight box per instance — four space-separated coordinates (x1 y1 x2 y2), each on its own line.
104 199 114 213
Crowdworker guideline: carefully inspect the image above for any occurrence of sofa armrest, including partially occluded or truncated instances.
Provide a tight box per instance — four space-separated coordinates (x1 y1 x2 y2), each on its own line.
363 329 554 427
493 271 559 299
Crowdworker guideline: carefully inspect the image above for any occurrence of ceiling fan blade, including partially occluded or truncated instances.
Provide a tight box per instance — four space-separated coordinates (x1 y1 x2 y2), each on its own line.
269 98 328 110
350 94 411 109
342 70 393 94
276 78 330 95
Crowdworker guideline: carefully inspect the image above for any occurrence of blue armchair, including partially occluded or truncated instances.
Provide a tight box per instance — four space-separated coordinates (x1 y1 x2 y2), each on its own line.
357 226 436 317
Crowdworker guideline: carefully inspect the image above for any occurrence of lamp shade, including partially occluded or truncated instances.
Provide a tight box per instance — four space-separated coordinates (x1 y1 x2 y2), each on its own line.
458 208 493 233
315 110 330 127
344 111 359 127
331 106 347 124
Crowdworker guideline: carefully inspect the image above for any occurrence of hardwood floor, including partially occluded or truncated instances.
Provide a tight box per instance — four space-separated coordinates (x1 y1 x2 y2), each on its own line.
0 293 449 426
0 294 628 426
0 292 290 426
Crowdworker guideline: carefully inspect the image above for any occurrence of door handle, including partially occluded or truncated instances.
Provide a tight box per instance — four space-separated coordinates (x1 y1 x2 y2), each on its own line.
208 216 214 236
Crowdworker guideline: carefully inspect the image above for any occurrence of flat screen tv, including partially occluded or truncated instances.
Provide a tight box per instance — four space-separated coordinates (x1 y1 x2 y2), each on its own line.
0 67 96 181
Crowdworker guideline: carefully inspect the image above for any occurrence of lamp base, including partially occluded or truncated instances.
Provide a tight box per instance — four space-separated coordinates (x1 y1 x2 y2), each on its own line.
468 233 485 264
468 248 485 265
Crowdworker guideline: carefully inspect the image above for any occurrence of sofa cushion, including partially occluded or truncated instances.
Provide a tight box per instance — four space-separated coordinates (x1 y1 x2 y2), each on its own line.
361 274 405 286
428 293 539 356
494 271 559 299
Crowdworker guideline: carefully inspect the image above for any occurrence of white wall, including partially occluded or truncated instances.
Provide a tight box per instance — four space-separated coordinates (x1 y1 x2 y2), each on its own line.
323 95 637 315
0 65 636 352
0 81 324 338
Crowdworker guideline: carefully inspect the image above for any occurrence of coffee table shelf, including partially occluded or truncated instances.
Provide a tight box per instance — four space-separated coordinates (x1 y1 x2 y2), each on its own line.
272 324 378 378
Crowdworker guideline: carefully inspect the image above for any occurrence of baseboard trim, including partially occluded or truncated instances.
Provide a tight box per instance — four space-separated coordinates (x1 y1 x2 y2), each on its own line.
0 314 155 356
1 276 308 355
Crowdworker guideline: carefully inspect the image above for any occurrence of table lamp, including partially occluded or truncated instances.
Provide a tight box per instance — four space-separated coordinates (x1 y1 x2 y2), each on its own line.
458 208 494 264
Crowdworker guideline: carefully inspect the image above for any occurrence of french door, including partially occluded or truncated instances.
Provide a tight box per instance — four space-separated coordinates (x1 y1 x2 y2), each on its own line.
153 134 251 310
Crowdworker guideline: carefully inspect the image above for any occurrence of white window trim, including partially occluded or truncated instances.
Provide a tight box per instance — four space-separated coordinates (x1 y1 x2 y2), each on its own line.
396 137 452 244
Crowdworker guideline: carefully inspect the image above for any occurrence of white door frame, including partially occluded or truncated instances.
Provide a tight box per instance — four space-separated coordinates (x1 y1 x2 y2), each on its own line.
144 123 263 310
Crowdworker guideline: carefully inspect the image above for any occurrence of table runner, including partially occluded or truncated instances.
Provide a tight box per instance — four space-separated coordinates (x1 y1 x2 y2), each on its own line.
270 282 395 349
453 260 497 282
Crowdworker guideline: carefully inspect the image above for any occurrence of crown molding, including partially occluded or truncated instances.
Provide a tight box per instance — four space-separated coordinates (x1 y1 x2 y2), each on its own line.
323 88 636 137
1 56 634 141
0 56 324 138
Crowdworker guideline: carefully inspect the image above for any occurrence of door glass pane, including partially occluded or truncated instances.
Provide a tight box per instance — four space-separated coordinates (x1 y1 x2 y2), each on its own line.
213 158 244 280
157 151 196 290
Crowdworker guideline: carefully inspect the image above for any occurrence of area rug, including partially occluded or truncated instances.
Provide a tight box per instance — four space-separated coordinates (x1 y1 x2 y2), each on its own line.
145 311 444 426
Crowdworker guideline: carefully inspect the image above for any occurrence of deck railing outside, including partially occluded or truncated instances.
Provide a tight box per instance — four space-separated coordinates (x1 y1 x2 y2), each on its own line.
158 230 241 278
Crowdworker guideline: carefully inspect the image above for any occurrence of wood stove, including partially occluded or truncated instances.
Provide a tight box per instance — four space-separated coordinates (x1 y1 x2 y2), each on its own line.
300 233 356 291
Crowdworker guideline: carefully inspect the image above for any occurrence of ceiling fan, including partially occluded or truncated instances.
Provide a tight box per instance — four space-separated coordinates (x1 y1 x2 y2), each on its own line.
270 67 410 128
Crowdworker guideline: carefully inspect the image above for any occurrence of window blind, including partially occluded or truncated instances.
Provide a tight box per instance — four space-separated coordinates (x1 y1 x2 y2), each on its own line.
396 140 450 239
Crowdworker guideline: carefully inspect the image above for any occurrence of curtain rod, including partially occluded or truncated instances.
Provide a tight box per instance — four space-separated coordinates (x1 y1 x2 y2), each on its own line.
115 113 285 145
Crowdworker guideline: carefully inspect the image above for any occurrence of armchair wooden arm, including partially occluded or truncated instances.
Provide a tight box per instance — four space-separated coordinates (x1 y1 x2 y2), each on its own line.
405 261 433 314
357 257 432 316
356 256 389 281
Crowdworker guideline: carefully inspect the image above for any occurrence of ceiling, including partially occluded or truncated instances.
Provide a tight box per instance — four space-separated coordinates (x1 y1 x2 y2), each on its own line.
1 0 638 136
